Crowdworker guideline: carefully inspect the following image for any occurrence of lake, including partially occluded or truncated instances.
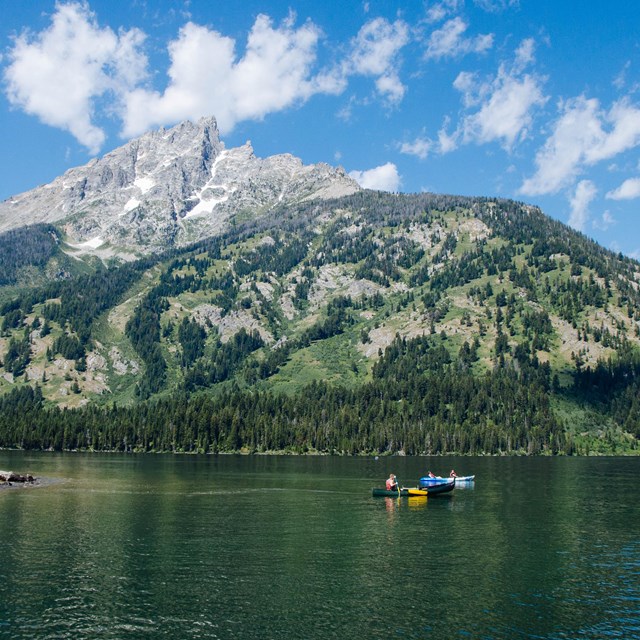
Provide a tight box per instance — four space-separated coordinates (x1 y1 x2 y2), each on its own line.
0 453 638 639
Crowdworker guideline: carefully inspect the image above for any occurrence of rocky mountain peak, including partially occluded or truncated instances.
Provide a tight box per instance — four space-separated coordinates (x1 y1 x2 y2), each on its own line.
0 117 360 258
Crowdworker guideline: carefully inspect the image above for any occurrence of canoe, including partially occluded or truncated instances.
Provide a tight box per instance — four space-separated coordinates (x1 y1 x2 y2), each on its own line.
421 475 475 484
418 476 454 487
423 479 455 494
417 477 458 490
452 475 475 483
372 481 454 497
372 488 428 497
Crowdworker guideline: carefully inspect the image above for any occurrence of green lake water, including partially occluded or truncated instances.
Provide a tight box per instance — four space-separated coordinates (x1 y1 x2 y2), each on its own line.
0 452 638 639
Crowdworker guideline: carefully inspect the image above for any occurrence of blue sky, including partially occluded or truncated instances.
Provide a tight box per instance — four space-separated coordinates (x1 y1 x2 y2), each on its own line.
1 1 639 257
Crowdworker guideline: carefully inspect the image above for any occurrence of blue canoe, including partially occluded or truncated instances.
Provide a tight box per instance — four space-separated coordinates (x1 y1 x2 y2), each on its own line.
419 475 474 487
418 476 453 487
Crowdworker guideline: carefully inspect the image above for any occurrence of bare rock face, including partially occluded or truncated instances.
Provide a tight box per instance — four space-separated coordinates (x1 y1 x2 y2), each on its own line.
0 117 360 257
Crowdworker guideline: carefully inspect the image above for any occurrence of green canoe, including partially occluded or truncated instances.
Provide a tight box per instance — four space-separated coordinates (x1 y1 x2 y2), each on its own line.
372 482 455 497
372 487 429 497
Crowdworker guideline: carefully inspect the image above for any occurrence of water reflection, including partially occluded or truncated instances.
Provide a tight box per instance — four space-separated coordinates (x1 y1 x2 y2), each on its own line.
0 453 638 640
383 496 397 515
407 496 428 510
380 494 450 512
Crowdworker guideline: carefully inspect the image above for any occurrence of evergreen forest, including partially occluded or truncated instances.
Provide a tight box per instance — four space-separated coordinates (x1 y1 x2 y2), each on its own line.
0 191 638 455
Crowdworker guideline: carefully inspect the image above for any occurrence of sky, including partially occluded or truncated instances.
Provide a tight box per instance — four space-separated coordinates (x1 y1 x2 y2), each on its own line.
1 1 639 258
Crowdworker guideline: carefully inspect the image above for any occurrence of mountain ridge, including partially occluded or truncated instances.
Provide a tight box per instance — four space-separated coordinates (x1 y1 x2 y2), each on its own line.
0 116 360 258
0 130 639 454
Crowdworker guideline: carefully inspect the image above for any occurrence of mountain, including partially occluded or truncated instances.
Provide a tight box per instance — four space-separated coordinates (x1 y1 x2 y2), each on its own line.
0 117 359 258
0 127 639 456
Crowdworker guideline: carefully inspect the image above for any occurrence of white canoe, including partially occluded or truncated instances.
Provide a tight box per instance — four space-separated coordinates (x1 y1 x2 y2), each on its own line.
451 475 475 483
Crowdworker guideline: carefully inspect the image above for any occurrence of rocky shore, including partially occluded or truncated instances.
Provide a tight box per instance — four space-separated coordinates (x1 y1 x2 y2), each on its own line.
0 470 36 486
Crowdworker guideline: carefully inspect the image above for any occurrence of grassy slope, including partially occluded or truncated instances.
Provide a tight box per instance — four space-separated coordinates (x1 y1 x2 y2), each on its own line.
0 194 638 451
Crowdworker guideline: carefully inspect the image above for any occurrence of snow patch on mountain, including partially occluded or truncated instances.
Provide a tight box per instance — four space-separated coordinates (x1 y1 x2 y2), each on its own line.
123 198 140 214
185 149 234 219
134 177 155 194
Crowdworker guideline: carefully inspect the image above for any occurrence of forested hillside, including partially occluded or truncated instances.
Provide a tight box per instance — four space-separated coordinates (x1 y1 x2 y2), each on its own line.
0 191 639 454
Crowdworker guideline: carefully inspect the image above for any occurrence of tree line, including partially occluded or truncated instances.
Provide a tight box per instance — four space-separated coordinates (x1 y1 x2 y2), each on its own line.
0 332 573 455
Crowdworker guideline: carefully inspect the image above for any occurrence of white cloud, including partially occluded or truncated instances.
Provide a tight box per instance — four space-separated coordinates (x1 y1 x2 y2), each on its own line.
400 137 432 159
346 18 409 104
122 14 330 137
3 6 413 152
459 69 546 148
453 71 478 107
448 40 546 151
586 99 640 163
519 97 601 195
424 17 493 60
5 6 370 147
401 118 461 157
593 210 615 231
613 61 631 91
473 0 520 12
3 2 147 153
606 177 640 200
514 38 535 70
375 73 405 104
438 121 459 153
124 14 412 137
521 96 640 196
425 0 463 23
568 180 597 232
349 162 401 191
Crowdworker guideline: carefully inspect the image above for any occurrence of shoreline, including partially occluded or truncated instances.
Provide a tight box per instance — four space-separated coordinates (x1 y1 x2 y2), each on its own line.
0 447 638 457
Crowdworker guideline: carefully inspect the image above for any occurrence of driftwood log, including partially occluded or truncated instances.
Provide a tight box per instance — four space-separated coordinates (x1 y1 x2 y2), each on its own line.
0 471 36 485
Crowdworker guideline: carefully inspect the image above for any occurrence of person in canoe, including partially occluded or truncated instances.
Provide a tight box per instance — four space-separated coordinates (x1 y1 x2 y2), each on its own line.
449 469 458 478
386 473 398 491
428 471 436 478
